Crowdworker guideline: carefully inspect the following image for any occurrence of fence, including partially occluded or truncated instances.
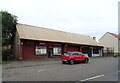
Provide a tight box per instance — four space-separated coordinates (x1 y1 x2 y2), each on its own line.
103 47 114 56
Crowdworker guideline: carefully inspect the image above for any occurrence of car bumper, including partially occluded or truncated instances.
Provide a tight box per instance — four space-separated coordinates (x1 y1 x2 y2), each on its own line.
61 59 70 62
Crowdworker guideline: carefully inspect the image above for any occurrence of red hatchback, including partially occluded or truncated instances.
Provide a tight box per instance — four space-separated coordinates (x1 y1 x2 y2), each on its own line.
61 52 89 65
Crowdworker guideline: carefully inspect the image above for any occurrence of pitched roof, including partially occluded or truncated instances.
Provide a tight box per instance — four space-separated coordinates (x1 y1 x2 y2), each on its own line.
16 23 103 46
108 32 120 39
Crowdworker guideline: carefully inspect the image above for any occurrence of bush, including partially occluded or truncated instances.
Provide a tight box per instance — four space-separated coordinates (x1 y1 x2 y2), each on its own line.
2 49 12 61
113 54 120 57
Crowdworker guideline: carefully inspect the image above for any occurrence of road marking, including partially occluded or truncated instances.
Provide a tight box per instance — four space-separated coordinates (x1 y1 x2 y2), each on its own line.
81 74 104 81
37 69 45 72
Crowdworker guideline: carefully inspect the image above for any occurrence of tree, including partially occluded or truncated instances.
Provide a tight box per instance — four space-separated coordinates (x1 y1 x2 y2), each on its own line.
1 11 17 61
1 11 17 45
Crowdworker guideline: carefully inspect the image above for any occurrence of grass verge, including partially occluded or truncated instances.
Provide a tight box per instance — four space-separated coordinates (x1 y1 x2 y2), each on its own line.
2 61 11 64
113 54 120 57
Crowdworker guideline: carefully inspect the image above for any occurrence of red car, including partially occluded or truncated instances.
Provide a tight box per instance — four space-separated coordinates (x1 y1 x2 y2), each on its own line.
61 52 89 65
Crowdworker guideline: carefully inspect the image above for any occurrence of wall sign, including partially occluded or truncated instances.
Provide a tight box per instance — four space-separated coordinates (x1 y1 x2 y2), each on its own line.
39 42 61 46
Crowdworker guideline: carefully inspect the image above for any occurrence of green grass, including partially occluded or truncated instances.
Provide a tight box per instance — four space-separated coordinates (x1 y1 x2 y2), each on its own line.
2 61 11 64
103 54 120 57
113 54 120 57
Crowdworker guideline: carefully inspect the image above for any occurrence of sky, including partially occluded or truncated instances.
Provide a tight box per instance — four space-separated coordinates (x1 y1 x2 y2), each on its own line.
0 0 119 41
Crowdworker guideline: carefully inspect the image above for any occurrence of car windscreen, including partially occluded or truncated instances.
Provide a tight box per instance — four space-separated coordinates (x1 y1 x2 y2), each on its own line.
64 52 72 56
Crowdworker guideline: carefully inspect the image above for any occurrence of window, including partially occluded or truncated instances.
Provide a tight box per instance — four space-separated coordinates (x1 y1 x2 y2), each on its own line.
82 47 88 54
35 45 47 55
53 46 61 55
79 53 84 56
72 53 79 55
64 52 72 56
93 48 99 54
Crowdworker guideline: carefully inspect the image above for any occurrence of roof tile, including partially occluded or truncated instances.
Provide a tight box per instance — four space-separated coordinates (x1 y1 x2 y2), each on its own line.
108 32 120 39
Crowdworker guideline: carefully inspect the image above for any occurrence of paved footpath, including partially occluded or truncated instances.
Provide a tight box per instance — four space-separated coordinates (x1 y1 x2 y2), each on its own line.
2 58 61 69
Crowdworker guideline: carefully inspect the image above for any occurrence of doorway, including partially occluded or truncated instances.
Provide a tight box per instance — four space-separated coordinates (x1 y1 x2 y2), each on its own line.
48 46 53 58
82 47 92 57
88 48 92 57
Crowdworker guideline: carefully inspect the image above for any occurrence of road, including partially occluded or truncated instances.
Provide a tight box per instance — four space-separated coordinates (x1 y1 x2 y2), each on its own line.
2 57 118 82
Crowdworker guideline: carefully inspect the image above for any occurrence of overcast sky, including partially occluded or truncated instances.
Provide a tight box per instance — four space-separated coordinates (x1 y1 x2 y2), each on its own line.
0 0 119 41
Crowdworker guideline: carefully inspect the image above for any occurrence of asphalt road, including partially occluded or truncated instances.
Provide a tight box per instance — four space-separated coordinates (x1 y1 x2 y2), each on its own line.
2 57 119 82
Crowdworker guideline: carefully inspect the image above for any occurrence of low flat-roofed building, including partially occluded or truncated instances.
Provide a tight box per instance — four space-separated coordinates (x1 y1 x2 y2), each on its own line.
14 23 103 60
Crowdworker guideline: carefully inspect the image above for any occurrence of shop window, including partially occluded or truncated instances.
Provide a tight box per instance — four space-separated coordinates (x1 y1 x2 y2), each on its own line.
35 45 47 55
53 46 61 55
93 49 99 54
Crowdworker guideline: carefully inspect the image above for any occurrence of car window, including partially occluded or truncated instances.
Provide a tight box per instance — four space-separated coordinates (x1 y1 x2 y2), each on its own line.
72 53 79 55
64 52 72 56
79 53 84 56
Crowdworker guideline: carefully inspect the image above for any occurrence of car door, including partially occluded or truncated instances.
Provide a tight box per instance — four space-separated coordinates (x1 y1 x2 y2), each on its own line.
72 53 79 60
78 53 84 60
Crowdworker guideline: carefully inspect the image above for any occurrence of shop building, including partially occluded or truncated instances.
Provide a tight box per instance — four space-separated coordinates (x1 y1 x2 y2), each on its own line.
13 24 103 60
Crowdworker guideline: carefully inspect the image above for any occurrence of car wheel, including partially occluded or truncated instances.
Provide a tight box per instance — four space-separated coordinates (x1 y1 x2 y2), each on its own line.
70 59 74 65
84 58 89 63
62 61 66 64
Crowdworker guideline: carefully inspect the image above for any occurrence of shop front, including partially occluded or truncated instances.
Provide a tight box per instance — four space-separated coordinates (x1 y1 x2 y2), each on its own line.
20 40 62 59
35 42 62 58
19 40 103 59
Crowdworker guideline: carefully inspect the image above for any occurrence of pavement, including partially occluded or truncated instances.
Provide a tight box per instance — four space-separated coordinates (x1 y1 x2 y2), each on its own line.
2 57 61 69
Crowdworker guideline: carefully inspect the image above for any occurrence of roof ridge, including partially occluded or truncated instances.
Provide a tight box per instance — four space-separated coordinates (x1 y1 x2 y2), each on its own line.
108 32 120 39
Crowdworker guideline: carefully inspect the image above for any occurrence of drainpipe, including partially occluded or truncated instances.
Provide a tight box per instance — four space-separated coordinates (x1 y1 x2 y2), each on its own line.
102 47 104 57
19 41 23 60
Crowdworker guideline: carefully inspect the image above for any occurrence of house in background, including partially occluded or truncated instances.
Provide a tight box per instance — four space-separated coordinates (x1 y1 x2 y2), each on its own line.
13 23 103 60
99 32 120 55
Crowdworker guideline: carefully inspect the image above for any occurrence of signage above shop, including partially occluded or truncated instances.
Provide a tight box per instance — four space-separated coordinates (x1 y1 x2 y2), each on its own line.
39 42 61 46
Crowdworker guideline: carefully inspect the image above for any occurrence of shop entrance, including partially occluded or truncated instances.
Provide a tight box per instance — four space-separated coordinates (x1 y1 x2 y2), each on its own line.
88 48 92 57
48 46 53 58
82 47 92 57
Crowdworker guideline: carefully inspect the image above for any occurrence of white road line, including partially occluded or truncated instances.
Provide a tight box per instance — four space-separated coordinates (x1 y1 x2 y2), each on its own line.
37 69 45 72
81 74 104 81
